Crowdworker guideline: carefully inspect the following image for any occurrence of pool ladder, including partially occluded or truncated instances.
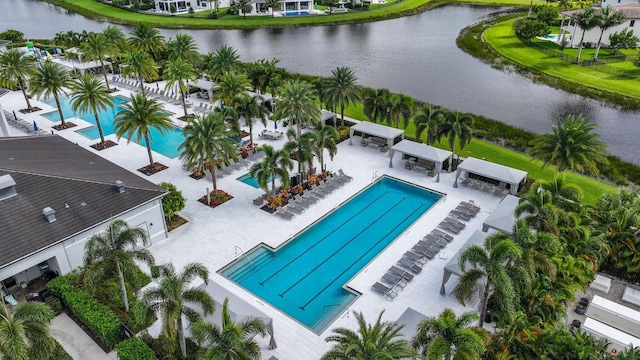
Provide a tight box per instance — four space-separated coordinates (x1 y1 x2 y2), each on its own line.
372 170 381 181
234 245 255 267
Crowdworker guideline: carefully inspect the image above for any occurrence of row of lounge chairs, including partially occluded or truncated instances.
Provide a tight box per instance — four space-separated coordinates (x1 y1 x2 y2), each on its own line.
437 201 480 234
461 178 509 197
218 152 266 178
110 77 192 107
275 169 353 220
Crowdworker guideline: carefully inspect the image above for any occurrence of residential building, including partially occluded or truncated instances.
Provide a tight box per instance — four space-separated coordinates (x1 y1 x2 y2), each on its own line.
561 1 640 48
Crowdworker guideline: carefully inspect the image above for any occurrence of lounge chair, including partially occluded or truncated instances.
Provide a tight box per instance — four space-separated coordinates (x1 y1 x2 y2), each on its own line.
389 266 414 282
302 193 320 203
455 205 477 217
412 245 436 259
276 207 295 220
423 235 447 248
372 282 398 300
403 251 427 264
438 221 461 234
397 258 422 274
337 169 353 182
382 273 407 289
290 198 310 209
449 209 472 221
459 201 480 214
1 288 18 306
443 217 466 229
430 229 454 242
286 203 305 215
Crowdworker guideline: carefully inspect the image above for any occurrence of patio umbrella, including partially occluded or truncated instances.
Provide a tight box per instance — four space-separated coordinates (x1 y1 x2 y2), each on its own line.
12 111 17 120
33 121 38 132
274 120 278 130
156 82 159 90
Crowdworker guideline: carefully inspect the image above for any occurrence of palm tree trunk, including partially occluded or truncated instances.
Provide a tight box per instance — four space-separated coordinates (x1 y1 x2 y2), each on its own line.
55 95 66 126
116 262 130 312
144 133 154 168
93 105 106 146
478 285 490 328
249 122 255 153
576 31 586 63
340 104 345 128
211 165 218 192
19 80 32 111
594 31 604 60
100 57 110 90
177 316 187 359
180 89 188 118
139 74 145 93
271 168 277 197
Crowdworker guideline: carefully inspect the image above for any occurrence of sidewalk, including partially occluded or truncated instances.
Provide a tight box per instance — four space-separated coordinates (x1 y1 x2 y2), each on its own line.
50 313 117 360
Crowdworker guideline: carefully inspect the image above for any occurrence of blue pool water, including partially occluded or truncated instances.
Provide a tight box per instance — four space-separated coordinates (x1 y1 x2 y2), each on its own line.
236 172 280 188
283 11 310 16
222 176 442 333
41 96 183 158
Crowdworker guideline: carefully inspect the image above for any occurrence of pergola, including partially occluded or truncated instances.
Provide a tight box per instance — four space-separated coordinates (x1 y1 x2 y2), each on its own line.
453 157 527 195
349 122 404 149
321 109 337 126
395 307 426 340
186 78 214 100
482 195 520 235
389 140 453 182
440 230 488 295
53 58 112 76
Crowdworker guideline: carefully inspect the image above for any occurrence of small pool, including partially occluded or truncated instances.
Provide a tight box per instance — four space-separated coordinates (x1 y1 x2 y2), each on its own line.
41 96 183 158
283 11 310 16
222 176 443 333
236 172 280 188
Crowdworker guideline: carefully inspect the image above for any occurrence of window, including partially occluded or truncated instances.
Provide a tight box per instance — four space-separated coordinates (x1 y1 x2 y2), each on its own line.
300 1 309 9
632 20 636 27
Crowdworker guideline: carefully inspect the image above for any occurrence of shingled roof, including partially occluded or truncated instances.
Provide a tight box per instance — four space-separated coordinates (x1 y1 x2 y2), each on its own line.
0 135 166 268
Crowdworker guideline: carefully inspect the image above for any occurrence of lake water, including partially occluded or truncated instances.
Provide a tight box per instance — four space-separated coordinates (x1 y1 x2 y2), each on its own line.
3 0 639 164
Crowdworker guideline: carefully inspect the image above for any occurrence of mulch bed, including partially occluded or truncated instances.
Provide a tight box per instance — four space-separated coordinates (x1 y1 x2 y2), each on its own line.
108 88 118 93
19 107 42 114
189 172 205 180
90 140 118 151
137 162 168 176
260 205 278 214
52 122 77 131
63 309 112 353
239 130 250 138
198 190 233 208
178 114 196 122
166 215 188 232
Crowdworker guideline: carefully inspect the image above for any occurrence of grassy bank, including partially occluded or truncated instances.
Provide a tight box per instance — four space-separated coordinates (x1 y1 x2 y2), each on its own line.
41 0 535 29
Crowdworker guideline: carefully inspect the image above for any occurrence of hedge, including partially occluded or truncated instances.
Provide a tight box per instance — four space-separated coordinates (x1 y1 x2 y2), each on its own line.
47 275 122 348
115 337 158 360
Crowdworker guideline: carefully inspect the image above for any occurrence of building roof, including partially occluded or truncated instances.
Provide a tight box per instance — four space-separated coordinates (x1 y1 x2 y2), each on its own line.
0 135 166 269
482 195 520 235
390 139 453 163
350 122 405 140
562 4 640 19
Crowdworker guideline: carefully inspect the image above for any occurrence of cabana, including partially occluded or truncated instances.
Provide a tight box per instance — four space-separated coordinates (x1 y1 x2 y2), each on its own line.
349 122 404 149
453 157 527 195
187 78 215 100
52 58 112 76
389 140 453 182
248 91 274 111
395 307 426 340
440 230 488 295
482 195 519 235
321 110 338 126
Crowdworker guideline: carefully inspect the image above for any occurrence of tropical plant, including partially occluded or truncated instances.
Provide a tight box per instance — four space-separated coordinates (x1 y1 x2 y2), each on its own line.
573 7 599 62
179 111 238 192
164 58 198 118
167 33 201 66
433 109 474 162
264 0 280 16
273 80 321 139
102 25 128 55
594 6 626 60
414 104 439 145
204 45 242 81
70 73 114 148
237 0 253 18
159 182 186 220
249 145 293 197
191 298 267 360
137 262 215 359
309 122 338 173
453 234 524 328
0 302 55 360
212 71 251 107
0 49 36 111
83 219 154 312
322 310 416 360
283 127 314 177
362 88 390 124
128 23 166 61
536 173 583 211
508 220 560 286
324 67 361 127
529 114 609 175
233 93 270 147
412 308 489 360
114 92 173 169
514 18 550 42
515 186 559 233
80 32 114 89
121 49 158 93
29 60 73 127
386 93 414 129
609 28 639 49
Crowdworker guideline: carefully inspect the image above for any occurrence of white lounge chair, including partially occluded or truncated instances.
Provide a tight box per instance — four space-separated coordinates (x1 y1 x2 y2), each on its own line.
276 207 295 220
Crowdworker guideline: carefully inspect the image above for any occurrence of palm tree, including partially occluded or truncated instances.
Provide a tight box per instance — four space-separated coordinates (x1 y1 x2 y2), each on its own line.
0 302 55 360
0 49 36 111
84 219 155 312
179 111 238 192
70 73 114 149
29 60 73 128
433 109 474 164
212 71 251 107
412 308 489 360
273 80 321 139
121 49 158 93
309 122 338 173
233 93 270 147
594 6 625 60
515 186 559 233
324 66 361 127
114 92 173 169
102 25 128 54
204 45 242 81
128 23 166 61
362 88 390 124
322 310 416 360
249 145 293 197
453 234 524 328
164 58 198 118
167 33 201 67
386 93 414 129
283 128 314 177
414 104 439 145
529 114 609 175
537 173 583 211
238 0 253 18
80 32 113 89
137 262 215 359
191 298 267 360
573 7 599 63
264 0 280 17
506 221 560 287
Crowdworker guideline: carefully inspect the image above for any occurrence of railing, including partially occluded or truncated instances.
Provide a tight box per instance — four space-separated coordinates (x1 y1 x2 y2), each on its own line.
234 245 255 267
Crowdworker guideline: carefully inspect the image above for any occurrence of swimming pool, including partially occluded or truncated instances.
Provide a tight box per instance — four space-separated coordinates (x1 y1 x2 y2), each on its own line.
236 172 280 188
283 11 310 16
221 176 442 333
41 96 183 158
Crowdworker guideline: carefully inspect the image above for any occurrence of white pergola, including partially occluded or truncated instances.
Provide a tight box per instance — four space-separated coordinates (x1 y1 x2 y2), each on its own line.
395 307 426 340
388 140 453 182
440 230 488 295
187 78 215 100
321 109 337 126
482 195 520 235
454 157 527 195
349 122 404 149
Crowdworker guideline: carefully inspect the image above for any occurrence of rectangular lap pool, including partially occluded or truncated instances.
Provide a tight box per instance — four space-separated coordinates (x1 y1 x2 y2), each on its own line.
221 176 443 333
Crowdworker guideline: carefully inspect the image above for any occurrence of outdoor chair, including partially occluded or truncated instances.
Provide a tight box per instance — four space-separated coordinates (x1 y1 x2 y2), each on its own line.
450 209 472 221
389 266 414 282
286 203 305 215
459 201 480 214
276 207 295 220
372 282 398 300
430 229 454 242
423 234 447 247
455 205 477 217
337 169 353 182
443 217 466 229
438 221 461 234
419 238 445 251
290 198 310 210
1 288 17 306
302 193 319 204
412 245 436 259
382 273 407 289
397 258 422 274
403 251 427 264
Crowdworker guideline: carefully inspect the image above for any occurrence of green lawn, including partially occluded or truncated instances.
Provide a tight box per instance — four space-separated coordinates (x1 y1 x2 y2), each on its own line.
485 18 640 100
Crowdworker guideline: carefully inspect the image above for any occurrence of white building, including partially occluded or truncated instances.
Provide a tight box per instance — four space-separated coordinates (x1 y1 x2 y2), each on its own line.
154 0 232 13
241 0 315 16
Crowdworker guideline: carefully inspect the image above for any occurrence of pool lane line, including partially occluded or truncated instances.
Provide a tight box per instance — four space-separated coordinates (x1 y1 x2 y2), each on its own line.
257 190 391 286
299 202 430 310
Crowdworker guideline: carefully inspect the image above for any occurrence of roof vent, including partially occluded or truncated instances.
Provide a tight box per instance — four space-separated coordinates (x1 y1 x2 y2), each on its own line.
115 180 125 193
43 207 56 223
0 174 17 201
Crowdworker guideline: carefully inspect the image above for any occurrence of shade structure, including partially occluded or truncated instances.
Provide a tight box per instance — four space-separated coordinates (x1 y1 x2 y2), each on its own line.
454 157 527 195
187 78 215 100
482 195 519 235
389 139 453 182
187 279 277 349
440 230 488 295
395 307 426 340
349 121 404 148
321 109 337 125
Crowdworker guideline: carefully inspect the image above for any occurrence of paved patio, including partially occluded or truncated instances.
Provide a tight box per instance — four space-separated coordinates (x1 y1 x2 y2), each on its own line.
1 86 507 359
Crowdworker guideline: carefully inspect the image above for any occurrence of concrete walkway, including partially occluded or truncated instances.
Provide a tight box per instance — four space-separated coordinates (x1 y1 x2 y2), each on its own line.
50 313 117 360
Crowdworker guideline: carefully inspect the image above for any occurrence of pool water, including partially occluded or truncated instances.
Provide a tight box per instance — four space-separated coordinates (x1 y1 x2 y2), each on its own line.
237 172 280 188
283 11 310 16
41 96 183 158
222 176 442 333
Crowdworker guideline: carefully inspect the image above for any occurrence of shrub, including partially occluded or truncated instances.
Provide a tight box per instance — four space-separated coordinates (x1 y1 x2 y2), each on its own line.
159 182 186 219
115 337 158 360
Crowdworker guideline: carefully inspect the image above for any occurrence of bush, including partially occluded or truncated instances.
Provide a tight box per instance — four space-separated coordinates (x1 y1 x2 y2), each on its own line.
159 182 186 219
47 275 122 349
115 337 158 360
